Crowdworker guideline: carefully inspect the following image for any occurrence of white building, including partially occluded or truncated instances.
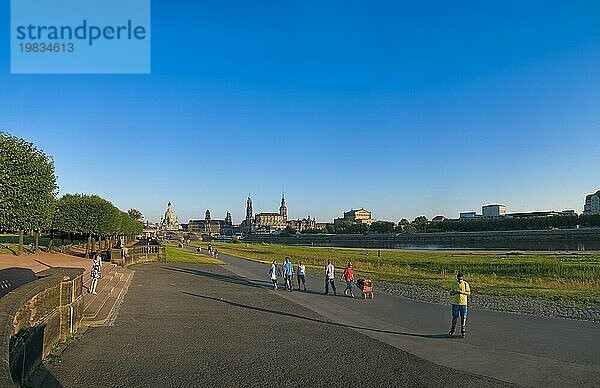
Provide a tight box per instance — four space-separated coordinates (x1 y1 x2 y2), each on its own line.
584 191 600 214
482 204 506 218
459 211 480 220
159 202 182 231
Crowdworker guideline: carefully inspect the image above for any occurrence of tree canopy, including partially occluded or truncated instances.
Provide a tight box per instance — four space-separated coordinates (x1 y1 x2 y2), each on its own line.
127 208 143 221
53 194 143 237
0 132 58 232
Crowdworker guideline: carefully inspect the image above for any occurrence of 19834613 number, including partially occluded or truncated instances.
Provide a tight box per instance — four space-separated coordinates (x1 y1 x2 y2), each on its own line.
19 42 74 53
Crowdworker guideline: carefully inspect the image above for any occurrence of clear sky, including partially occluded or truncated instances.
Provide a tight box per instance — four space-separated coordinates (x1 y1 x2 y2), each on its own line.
2 1 600 224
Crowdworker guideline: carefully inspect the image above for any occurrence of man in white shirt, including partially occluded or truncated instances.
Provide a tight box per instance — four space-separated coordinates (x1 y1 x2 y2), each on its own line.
297 261 307 291
324 260 337 296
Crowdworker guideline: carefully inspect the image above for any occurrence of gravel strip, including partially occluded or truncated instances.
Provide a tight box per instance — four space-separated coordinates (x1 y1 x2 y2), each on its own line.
374 281 600 323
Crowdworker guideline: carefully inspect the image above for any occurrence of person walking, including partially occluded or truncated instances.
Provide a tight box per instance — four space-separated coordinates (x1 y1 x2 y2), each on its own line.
278 260 285 289
341 262 355 298
89 253 102 295
283 257 294 292
297 261 307 291
324 260 336 295
449 272 471 338
269 260 279 290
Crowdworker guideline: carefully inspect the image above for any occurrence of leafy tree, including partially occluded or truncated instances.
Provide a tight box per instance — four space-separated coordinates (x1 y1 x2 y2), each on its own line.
54 194 143 256
412 216 429 232
0 132 58 254
370 221 395 234
127 208 143 221
281 224 297 236
325 224 335 234
336 221 369 234
300 228 321 234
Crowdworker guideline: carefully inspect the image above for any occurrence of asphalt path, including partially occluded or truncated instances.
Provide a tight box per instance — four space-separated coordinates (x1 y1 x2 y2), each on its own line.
43 262 505 387
207 249 600 387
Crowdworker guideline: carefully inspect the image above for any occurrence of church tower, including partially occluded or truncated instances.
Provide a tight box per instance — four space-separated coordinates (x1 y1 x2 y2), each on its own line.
246 195 254 222
225 211 232 225
279 192 287 220
204 210 211 232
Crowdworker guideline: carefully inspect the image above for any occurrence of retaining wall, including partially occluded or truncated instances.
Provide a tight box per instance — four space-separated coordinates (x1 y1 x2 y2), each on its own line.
0 267 84 387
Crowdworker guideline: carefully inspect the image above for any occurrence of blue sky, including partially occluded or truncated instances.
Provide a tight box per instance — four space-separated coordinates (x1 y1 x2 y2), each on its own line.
2 1 600 223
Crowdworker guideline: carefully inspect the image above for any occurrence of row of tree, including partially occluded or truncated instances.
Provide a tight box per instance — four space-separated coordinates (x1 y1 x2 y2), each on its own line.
290 213 600 235
425 214 600 233
0 132 143 255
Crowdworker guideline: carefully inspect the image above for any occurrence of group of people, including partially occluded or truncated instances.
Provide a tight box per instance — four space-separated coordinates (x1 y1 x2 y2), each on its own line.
268 257 357 297
269 257 307 291
267 258 472 337
197 244 220 258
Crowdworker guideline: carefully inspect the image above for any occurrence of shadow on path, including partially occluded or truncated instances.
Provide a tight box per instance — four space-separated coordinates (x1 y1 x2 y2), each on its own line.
182 291 453 340
0 267 36 298
162 265 348 297
162 266 273 290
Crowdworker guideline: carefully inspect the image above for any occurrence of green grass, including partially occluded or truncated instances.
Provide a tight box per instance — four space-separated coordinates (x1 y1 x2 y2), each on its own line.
194 242 600 305
0 233 77 255
165 244 225 265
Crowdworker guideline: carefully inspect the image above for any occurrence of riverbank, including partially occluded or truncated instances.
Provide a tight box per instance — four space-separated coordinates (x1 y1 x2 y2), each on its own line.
243 228 600 251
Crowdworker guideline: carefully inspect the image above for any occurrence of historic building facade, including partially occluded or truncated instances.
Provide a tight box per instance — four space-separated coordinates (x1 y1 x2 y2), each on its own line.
159 202 182 231
188 210 233 236
334 208 374 226
242 194 288 233
287 216 317 232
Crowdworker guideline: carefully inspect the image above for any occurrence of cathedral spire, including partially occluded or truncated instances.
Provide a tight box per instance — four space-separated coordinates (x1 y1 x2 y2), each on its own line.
246 194 254 221
279 191 287 219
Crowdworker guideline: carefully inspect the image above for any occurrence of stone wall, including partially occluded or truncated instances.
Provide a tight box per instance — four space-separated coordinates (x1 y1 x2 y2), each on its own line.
0 267 84 387
111 245 166 267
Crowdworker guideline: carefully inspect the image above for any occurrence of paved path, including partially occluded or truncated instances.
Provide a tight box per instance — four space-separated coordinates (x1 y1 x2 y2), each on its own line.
44 262 506 387
213 251 600 387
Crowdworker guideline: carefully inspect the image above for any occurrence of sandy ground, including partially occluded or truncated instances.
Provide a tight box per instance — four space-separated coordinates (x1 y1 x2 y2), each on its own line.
0 252 91 273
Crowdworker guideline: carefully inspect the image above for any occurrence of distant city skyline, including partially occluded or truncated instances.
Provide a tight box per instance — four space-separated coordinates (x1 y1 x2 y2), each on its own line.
2 1 599 224
148 190 592 225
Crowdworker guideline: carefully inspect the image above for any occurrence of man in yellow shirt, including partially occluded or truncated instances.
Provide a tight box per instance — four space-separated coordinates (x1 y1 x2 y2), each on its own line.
449 272 471 338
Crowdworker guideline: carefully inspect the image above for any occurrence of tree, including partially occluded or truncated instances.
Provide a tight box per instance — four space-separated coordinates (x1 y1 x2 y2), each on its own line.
370 221 395 234
0 132 58 254
281 225 297 236
127 208 143 221
53 194 143 257
412 216 429 233
325 224 335 234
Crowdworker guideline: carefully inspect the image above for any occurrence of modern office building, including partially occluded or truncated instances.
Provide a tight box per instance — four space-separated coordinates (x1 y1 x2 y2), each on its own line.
459 211 480 220
482 204 506 218
505 211 562 218
584 190 600 214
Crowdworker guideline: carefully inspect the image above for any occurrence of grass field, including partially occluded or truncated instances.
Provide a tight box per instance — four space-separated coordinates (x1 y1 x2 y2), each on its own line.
192 242 600 305
165 245 225 265
0 233 78 255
